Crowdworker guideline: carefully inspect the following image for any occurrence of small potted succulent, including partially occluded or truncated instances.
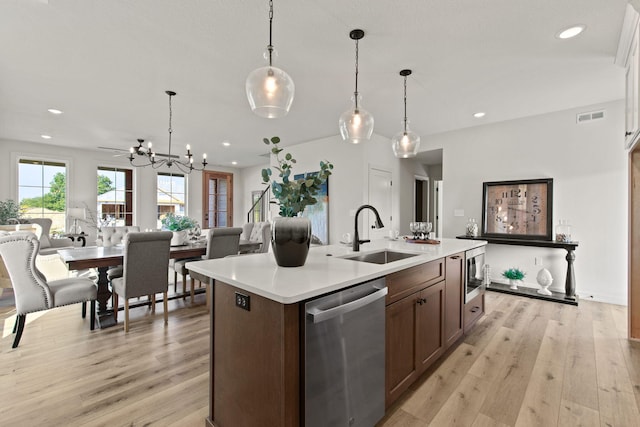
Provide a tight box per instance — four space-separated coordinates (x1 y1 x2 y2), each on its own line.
161 213 199 246
502 268 526 290
261 136 333 267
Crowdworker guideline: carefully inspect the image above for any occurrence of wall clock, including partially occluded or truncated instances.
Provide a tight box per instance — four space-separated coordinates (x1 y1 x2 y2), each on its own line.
481 178 553 240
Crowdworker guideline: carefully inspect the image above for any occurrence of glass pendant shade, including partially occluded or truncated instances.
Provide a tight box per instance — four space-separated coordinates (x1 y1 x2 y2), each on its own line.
339 95 374 144
392 123 421 158
246 64 295 119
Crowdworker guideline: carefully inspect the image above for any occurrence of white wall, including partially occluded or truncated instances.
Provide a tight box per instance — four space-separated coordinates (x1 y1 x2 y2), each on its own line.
423 100 627 304
0 138 243 244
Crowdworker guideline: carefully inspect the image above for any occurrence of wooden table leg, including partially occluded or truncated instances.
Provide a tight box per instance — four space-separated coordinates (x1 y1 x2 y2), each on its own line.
95 266 116 328
564 248 577 301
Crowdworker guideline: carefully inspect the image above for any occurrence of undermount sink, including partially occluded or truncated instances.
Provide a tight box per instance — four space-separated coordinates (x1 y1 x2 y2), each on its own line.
342 250 419 265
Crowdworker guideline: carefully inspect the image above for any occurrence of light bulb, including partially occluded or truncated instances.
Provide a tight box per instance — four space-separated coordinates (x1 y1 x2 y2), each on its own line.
265 73 277 95
203 153 207 159
130 147 134 153
186 144 191 151
352 111 362 128
147 142 152 148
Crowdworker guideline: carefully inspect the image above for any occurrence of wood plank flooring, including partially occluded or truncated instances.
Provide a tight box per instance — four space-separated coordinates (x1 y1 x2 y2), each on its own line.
1 290 639 426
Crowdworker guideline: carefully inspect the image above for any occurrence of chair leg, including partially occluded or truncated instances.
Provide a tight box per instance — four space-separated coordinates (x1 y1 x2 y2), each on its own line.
90 300 96 331
12 316 18 333
124 299 129 333
151 294 156 314
12 314 26 348
182 271 188 299
206 283 210 311
81 301 87 318
113 293 119 322
174 270 178 293
163 291 168 325
190 277 195 304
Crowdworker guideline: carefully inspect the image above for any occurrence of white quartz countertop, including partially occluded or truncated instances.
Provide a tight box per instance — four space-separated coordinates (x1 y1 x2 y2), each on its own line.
186 237 486 304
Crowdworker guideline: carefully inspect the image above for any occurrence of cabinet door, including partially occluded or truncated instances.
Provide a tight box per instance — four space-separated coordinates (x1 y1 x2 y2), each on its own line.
444 253 464 348
416 281 445 374
385 292 419 407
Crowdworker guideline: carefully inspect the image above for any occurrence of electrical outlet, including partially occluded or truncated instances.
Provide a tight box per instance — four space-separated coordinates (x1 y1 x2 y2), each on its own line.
235 292 250 311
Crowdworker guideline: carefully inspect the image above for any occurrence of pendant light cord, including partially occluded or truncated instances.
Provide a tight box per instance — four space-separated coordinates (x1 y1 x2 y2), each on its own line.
354 38 359 109
268 0 274 67
403 75 408 134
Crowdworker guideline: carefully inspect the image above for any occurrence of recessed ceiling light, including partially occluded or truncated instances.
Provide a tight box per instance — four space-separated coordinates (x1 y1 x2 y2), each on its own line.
47 108 63 115
222 141 231 147
41 134 52 139
556 25 585 39
473 112 486 118
231 161 238 165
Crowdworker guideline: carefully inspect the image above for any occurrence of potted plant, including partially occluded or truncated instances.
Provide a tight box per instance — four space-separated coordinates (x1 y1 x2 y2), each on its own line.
502 267 526 290
0 199 23 225
261 136 333 267
161 213 199 246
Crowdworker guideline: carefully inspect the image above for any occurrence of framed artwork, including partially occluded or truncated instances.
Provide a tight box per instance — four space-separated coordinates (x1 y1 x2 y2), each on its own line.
481 178 553 240
294 171 329 245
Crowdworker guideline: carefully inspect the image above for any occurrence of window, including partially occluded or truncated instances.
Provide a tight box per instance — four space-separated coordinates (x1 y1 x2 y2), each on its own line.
18 159 67 233
157 172 186 228
97 167 133 226
202 171 233 228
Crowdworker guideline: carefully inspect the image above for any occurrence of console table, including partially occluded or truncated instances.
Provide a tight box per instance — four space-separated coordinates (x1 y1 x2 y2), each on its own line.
456 235 579 305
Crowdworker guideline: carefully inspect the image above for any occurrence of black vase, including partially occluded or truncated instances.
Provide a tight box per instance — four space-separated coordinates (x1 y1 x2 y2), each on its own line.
271 217 311 267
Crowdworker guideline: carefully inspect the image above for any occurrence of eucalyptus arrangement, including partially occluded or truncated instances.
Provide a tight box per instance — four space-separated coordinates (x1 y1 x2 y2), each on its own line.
502 268 526 281
261 136 333 217
160 213 199 232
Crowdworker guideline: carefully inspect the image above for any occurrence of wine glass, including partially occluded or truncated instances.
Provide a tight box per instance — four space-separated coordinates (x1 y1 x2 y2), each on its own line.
409 222 419 239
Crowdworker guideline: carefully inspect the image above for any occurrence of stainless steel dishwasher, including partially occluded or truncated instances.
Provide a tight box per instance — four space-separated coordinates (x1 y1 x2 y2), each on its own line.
304 277 387 427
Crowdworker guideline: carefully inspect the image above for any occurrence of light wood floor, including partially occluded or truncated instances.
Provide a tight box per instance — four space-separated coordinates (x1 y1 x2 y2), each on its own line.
1 290 639 426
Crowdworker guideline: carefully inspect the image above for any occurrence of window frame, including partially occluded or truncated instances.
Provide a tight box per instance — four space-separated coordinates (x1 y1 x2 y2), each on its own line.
97 166 134 226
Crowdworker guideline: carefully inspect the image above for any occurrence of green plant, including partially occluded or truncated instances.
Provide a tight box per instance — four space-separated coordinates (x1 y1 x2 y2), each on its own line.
160 213 198 231
502 268 526 281
0 199 23 225
261 136 333 217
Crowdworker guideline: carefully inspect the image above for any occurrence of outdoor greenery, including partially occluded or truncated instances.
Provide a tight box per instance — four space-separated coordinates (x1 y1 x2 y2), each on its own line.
20 172 66 211
0 199 23 224
160 213 198 231
97 175 115 195
261 136 333 217
502 268 526 281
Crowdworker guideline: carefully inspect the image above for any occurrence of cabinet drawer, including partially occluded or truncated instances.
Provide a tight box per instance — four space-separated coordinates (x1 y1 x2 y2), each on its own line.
386 259 444 305
464 292 485 333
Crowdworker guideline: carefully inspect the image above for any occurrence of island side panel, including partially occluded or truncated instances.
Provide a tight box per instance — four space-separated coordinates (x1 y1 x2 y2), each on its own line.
211 281 300 427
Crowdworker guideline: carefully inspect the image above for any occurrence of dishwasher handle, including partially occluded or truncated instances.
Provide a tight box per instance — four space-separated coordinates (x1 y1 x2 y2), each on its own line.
307 286 388 323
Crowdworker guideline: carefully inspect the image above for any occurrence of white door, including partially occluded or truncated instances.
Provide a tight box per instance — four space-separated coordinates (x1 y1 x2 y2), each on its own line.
367 167 392 240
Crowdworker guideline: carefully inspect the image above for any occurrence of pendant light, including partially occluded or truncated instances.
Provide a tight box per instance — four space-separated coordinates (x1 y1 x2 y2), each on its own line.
339 29 374 144
391 69 420 158
246 0 294 118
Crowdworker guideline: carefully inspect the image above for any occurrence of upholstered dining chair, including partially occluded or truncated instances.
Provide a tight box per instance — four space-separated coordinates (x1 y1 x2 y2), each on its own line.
98 226 140 285
0 232 98 348
240 221 271 254
28 218 74 255
177 227 242 304
111 231 172 332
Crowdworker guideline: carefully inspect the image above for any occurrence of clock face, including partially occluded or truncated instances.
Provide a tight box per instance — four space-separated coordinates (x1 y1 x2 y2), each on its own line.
482 179 553 240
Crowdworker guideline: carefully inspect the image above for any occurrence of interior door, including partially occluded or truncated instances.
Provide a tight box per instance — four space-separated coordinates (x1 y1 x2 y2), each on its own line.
367 167 392 240
202 171 233 228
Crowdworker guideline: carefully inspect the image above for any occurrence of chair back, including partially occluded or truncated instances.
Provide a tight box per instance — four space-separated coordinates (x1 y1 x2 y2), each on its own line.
100 226 141 247
121 231 172 298
206 227 242 259
27 218 53 248
0 233 51 314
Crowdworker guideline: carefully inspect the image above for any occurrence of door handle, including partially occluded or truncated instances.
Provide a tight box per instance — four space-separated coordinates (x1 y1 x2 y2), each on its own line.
307 287 388 323
470 306 480 313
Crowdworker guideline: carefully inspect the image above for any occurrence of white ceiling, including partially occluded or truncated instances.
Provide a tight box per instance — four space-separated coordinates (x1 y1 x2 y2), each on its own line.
0 0 628 168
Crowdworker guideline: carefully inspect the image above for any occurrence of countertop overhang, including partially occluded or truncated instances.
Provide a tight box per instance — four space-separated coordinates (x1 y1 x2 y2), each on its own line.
186 238 486 304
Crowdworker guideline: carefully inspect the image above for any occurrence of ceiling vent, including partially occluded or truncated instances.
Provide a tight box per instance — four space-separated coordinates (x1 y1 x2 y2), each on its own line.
576 110 605 123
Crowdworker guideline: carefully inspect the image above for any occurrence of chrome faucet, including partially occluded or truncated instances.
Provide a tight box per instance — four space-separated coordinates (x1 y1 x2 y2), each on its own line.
353 204 385 251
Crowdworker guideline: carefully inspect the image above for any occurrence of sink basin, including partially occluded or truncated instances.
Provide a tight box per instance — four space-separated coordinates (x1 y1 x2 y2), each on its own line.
342 250 419 265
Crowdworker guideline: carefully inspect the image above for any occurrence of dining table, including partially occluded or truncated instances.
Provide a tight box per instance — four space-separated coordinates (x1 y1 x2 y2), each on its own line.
58 239 262 328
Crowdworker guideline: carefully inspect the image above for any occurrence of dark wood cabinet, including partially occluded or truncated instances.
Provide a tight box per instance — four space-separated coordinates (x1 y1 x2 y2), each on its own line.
464 291 485 333
385 269 445 408
444 253 464 348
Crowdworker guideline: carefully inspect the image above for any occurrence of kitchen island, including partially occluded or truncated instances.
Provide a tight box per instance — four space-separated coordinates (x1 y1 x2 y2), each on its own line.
187 237 486 427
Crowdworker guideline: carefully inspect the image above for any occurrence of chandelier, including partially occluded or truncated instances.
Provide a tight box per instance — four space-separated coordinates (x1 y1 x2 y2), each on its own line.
391 69 420 158
129 90 207 174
